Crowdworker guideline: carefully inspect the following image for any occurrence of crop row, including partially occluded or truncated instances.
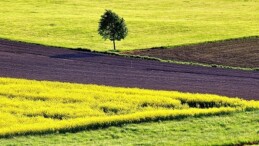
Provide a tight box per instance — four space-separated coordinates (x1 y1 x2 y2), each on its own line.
0 77 258 137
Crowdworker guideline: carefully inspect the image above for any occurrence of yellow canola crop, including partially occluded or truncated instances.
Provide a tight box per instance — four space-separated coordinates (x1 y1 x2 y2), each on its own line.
0 77 258 137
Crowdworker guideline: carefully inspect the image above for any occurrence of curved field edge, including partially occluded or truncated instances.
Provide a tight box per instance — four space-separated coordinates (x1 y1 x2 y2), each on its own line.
0 0 258 51
0 108 237 138
1 110 258 146
121 36 259 71
117 52 258 71
0 77 259 138
1 36 258 72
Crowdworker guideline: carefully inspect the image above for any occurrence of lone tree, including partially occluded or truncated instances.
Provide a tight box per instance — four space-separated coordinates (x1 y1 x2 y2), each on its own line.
98 10 128 50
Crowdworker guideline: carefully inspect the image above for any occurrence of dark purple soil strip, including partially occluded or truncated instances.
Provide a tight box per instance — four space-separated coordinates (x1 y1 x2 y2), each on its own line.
0 39 258 100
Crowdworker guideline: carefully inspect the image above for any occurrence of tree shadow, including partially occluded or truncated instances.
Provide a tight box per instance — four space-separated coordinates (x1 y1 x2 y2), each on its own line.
50 52 103 59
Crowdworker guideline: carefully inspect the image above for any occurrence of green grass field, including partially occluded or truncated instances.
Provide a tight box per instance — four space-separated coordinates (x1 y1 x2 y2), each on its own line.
1 1 259 145
1 110 258 146
0 0 258 51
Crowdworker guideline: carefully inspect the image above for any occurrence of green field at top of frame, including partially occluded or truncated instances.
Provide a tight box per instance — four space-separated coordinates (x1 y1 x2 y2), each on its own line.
0 0 258 51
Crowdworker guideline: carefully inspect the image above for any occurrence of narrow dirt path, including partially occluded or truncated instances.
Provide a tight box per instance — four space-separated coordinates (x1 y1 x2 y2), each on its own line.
0 39 258 100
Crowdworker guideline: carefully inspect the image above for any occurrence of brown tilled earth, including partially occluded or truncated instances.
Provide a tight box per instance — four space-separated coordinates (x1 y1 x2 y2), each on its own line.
125 37 259 68
0 39 258 100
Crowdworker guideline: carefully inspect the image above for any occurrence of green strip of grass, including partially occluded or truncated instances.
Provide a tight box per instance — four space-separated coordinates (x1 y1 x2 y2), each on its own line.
0 0 258 51
117 36 259 71
2 36 258 71
1 110 258 146
78 36 259 71
117 52 259 71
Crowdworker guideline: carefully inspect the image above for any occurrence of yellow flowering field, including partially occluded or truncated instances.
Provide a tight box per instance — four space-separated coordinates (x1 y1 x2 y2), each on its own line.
0 77 258 137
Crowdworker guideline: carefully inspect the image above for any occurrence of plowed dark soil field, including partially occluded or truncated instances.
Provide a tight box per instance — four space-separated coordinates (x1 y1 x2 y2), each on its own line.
126 37 259 68
0 39 258 100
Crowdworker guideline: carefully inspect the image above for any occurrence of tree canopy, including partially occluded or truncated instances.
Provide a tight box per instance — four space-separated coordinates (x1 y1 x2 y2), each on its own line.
98 10 128 50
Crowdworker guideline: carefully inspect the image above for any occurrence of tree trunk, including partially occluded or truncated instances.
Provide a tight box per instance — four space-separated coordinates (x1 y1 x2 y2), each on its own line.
113 40 116 50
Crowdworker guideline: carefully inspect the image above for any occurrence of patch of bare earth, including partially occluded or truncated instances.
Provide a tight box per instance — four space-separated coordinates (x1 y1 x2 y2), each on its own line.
124 37 259 68
0 39 258 100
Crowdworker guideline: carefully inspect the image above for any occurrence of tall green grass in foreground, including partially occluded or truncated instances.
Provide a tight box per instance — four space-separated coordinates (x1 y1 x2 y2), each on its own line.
1 111 258 146
0 0 258 51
